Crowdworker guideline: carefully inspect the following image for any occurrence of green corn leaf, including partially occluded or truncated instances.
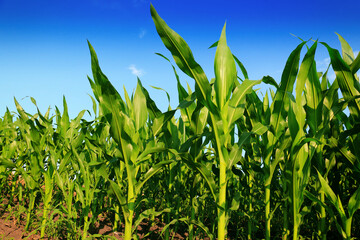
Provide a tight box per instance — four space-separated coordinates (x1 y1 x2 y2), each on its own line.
136 144 166 164
262 75 279 90
133 208 171 235
88 94 98 116
321 42 360 120
192 106 209 134
160 217 214 240
228 144 243 171
87 41 127 115
123 87 133 115
252 122 268 135
350 51 360 74
233 54 249 80
304 190 327 209
295 41 317 102
177 77 189 102
348 185 360 217
137 79 162 119
317 170 347 220
87 41 128 147
152 110 176 136
209 41 249 80
60 96 70 134
58 151 72 174
227 79 261 129
327 136 359 171
155 52 189 103
317 170 337 204
305 63 322 132
150 4 211 108
109 180 129 215
135 160 173 195
288 100 299 141
336 33 355 65
151 86 171 110
55 173 67 198
177 151 217 201
14 97 29 120
0 157 16 168
214 23 237 110
270 41 306 138
133 79 148 130
75 183 85 207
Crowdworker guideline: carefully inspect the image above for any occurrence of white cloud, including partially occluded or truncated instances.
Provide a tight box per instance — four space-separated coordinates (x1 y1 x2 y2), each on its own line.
354 50 359 57
315 57 337 80
316 57 331 72
139 29 146 39
128 64 144 77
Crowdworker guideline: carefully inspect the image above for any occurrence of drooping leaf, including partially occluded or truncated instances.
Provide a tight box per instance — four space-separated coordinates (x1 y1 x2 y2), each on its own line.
321 42 360 121
227 79 261 129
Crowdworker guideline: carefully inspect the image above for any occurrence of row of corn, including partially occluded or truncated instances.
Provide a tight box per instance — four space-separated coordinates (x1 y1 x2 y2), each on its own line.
1 4 360 240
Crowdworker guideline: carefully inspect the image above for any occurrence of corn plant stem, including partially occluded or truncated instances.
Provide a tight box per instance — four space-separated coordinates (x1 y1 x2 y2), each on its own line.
293 173 299 240
165 206 171 240
124 166 135 240
247 173 253 240
265 185 271 240
189 199 195 240
82 211 90 239
124 209 134 240
211 114 228 240
344 217 352 240
67 196 74 239
114 204 120 231
316 159 326 240
165 190 171 240
40 191 52 238
218 158 227 240
10 180 16 205
283 188 289 240
19 185 23 206
25 192 36 231
264 149 272 240
166 158 172 240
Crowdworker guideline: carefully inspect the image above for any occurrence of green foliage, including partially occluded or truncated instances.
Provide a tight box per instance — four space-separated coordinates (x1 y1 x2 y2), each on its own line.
0 4 360 240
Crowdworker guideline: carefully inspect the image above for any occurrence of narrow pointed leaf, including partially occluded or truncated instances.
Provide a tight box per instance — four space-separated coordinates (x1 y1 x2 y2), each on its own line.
348 185 360 217
134 79 148 130
321 42 360 120
150 4 211 106
336 32 355 65
214 23 237 109
270 42 306 138
228 79 261 128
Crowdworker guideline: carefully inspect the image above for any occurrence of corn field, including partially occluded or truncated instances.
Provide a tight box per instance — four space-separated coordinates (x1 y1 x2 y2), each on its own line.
1 4 360 240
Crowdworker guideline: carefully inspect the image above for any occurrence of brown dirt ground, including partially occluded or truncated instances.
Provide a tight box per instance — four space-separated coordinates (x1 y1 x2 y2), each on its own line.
0 197 199 240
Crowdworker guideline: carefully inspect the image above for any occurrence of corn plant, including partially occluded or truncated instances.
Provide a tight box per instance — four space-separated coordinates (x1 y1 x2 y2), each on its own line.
87 40 178 240
151 4 266 239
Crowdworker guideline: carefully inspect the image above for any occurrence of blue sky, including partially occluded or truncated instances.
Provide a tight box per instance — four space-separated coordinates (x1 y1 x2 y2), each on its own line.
1 0 359 118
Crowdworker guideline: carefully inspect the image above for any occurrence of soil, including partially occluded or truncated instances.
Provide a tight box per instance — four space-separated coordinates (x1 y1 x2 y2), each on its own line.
0 175 200 239
0 196 198 240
